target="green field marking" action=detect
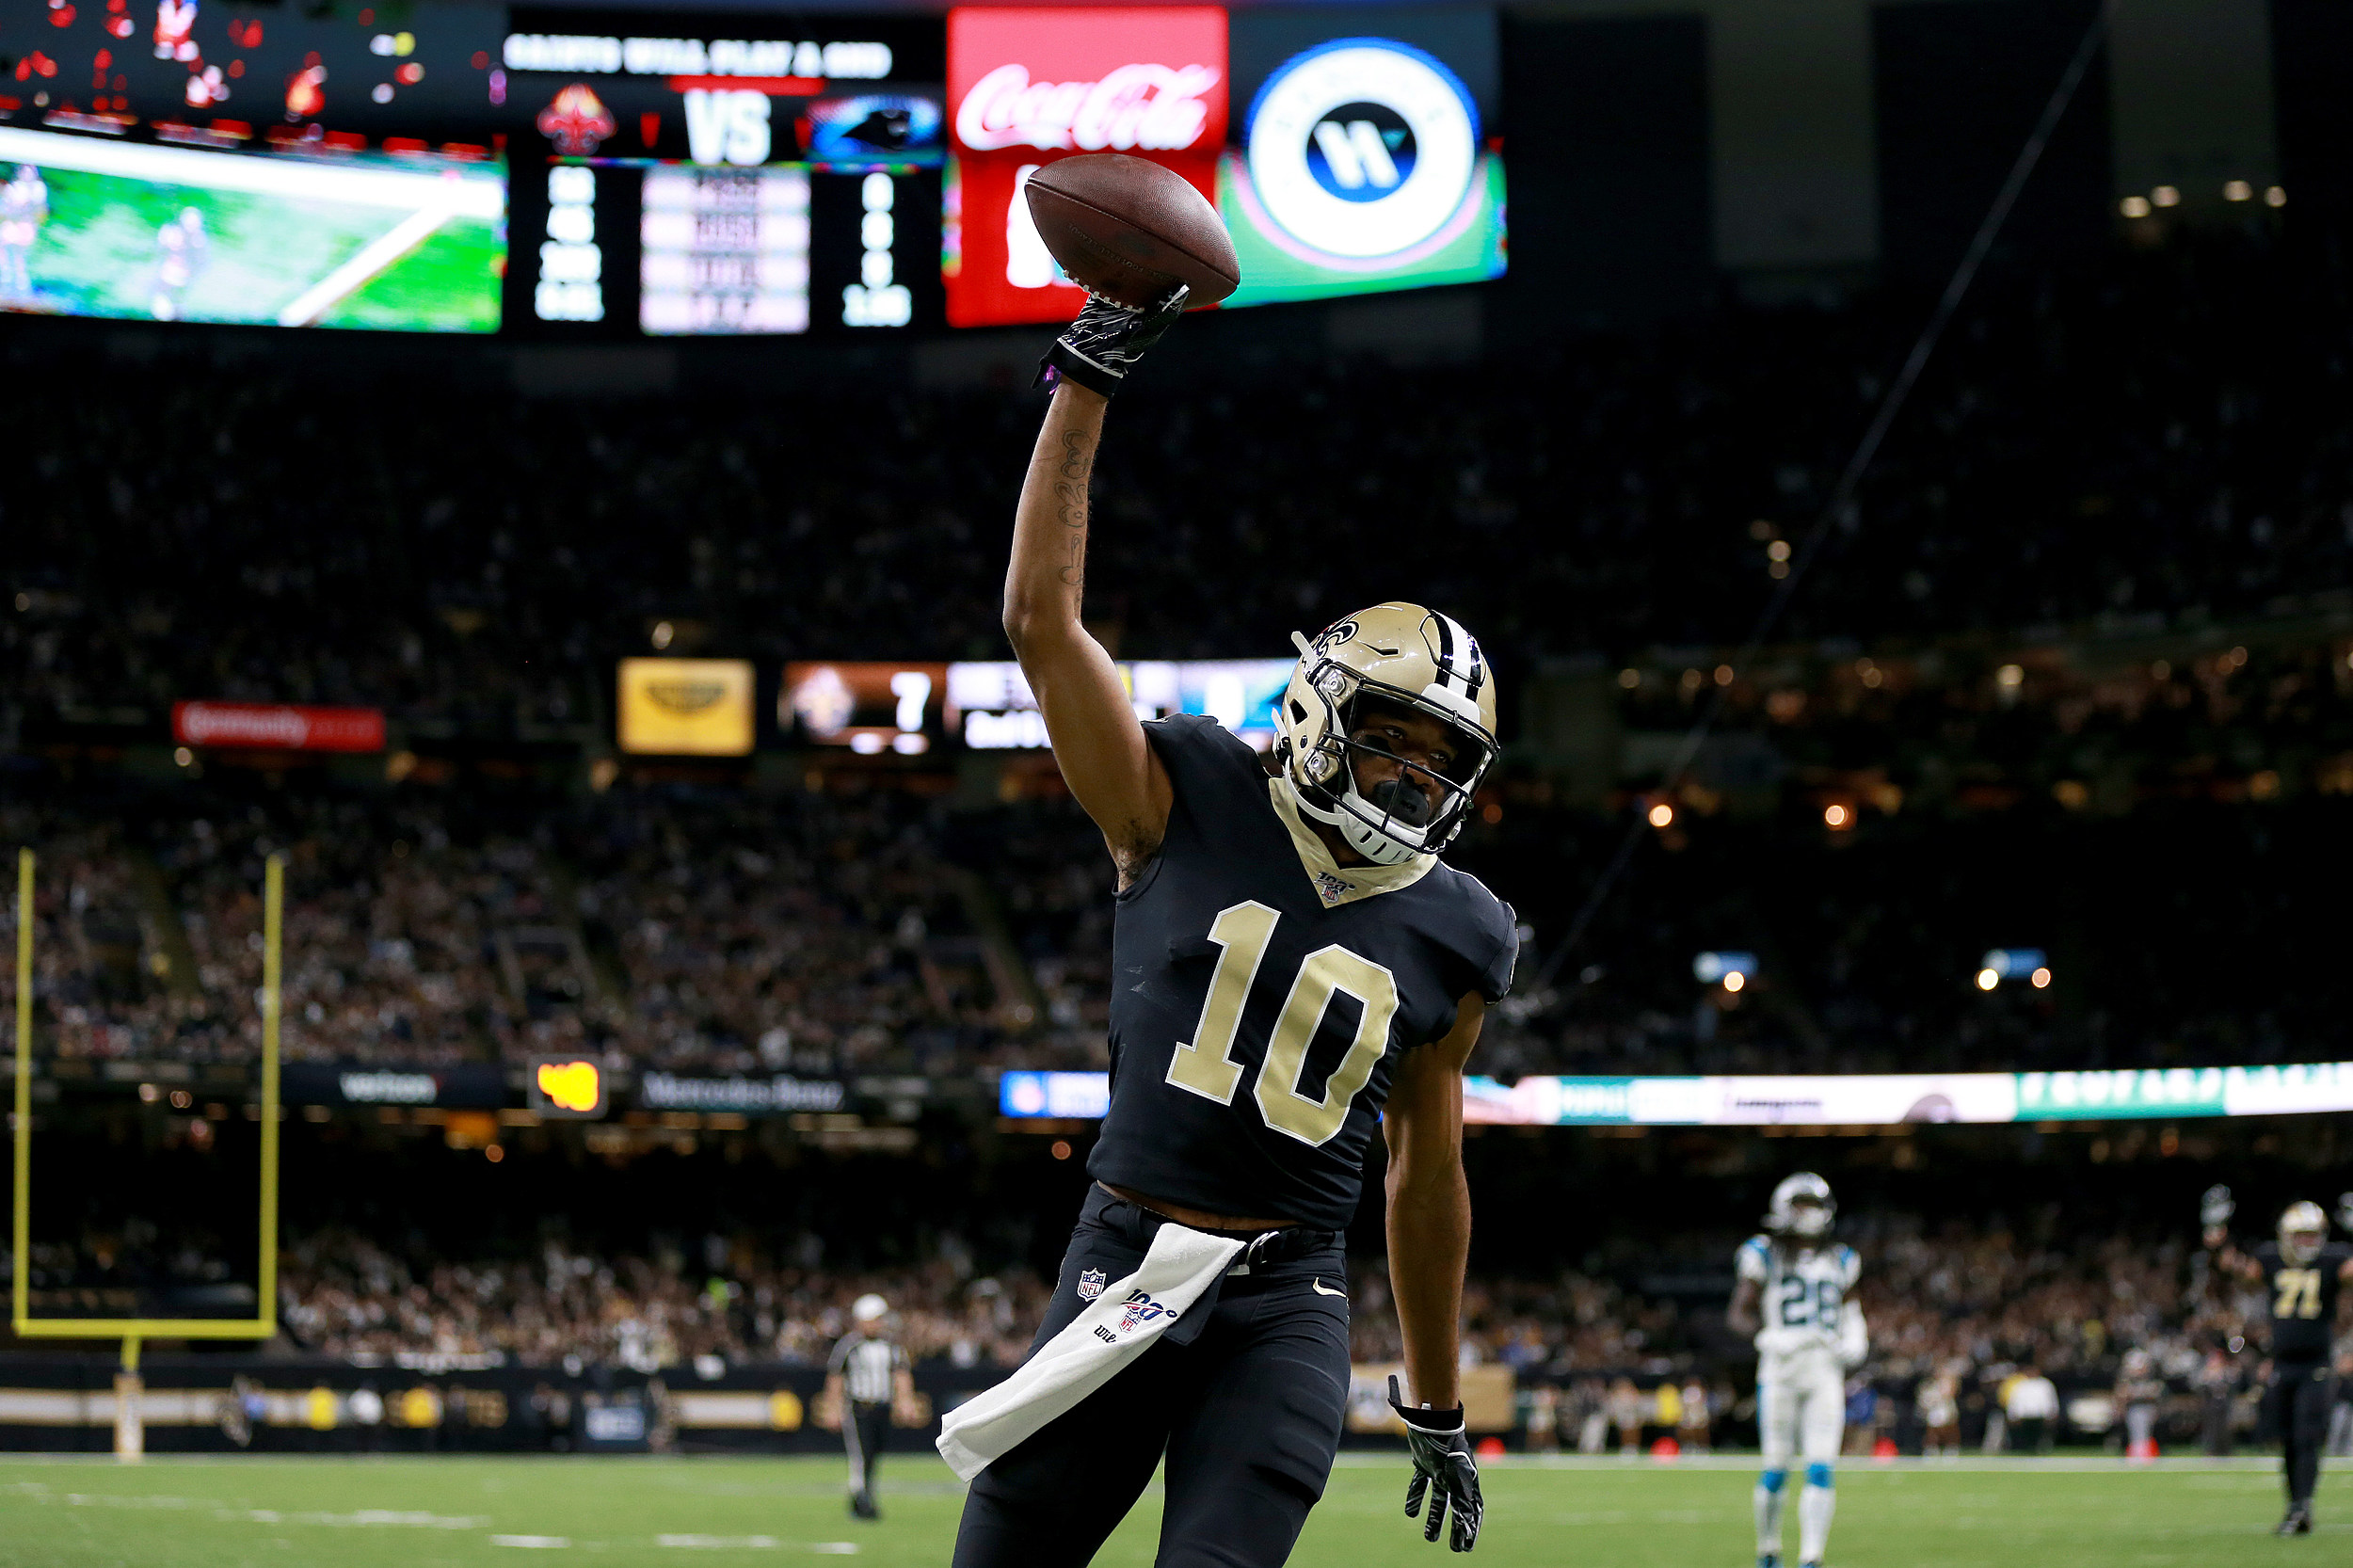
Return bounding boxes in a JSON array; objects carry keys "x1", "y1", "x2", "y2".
[
  {"x1": 318, "y1": 217, "x2": 505, "y2": 334},
  {"x1": 0, "y1": 1456, "x2": 2344, "y2": 1568}
]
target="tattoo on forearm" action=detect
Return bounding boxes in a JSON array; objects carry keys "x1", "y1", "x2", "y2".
[
  {"x1": 1054, "y1": 428, "x2": 1092, "y2": 586},
  {"x1": 1054, "y1": 432, "x2": 1091, "y2": 527}
]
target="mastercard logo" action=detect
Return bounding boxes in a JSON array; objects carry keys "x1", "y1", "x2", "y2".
[{"x1": 536, "y1": 1059, "x2": 603, "y2": 1114}]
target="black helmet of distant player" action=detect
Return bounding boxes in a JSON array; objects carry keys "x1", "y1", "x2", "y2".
[
  {"x1": 2278, "y1": 1200, "x2": 2328, "y2": 1267},
  {"x1": 1765, "y1": 1172, "x2": 1835, "y2": 1240},
  {"x1": 1275, "y1": 603, "x2": 1499, "y2": 866}
]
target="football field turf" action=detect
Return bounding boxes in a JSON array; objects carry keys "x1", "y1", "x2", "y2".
[{"x1": 3, "y1": 1453, "x2": 2344, "y2": 1566}]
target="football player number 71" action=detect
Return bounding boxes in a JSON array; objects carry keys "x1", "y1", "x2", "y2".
[
  {"x1": 1166, "y1": 902, "x2": 1401, "y2": 1148},
  {"x1": 2274, "y1": 1269, "x2": 2323, "y2": 1320}
]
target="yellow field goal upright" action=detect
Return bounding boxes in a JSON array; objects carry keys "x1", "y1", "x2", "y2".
[{"x1": 10, "y1": 847, "x2": 285, "y2": 1451}]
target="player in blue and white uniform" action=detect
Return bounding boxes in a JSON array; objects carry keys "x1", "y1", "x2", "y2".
[{"x1": 1729, "y1": 1173, "x2": 1867, "y2": 1568}]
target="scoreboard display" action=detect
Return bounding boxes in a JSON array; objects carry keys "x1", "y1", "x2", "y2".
[
  {"x1": 499, "y1": 7, "x2": 945, "y2": 337},
  {"x1": 0, "y1": 0, "x2": 1503, "y2": 338}
]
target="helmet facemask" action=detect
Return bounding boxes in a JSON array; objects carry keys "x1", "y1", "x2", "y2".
[
  {"x1": 1285, "y1": 661, "x2": 1496, "y2": 866},
  {"x1": 2280, "y1": 1202, "x2": 2328, "y2": 1266},
  {"x1": 1766, "y1": 1173, "x2": 1836, "y2": 1240},
  {"x1": 1789, "y1": 1202, "x2": 1832, "y2": 1239}
]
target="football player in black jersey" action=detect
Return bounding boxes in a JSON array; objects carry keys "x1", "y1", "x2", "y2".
[
  {"x1": 2204, "y1": 1191, "x2": 2353, "y2": 1535},
  {"x1": 949, "y1": 295, "x2": 1516, "y2": 1566}
]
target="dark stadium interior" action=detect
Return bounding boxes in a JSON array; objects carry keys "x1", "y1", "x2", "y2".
[{"x1": 6, "y1": 0, "x2": 2353, "y2": 1505}]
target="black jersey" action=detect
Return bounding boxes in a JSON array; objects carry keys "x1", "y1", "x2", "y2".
[
  {"x1": 1088, "y1": 714, "x2": 1517, "y2": 1230},
  {"x1": 2254, "y1": 1241, "x2": 2352, "y2": 1363}
]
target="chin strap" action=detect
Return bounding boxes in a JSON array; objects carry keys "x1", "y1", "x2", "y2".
[{"x1": 1338, "y1": 814, "x2": 1421, "y2": 867}]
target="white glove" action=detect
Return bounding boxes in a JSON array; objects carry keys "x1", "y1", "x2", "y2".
[{"x1": 1837, "y1": 1302, "x2": 1868, "y2": 1369}]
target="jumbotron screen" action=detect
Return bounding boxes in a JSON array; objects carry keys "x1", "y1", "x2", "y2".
[
  {"x1": 2, "y1": 1, "x2": 1501, "y2": 335},
  {"x1": 501, "y1": 8, "x2": 947, "y2": 337},
  {"x1": 0, "y1": 126, "x2": 504, "y2": 330},
  {"x1": 942, "y1": 4, "x2": 1503, "y2": 326}
]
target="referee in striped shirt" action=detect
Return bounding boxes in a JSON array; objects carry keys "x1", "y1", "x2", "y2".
[{"x1": 824, "y1": 1294, "x2": 913, "y2": 1521}]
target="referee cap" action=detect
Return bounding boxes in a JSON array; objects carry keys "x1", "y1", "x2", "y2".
[{"x1": 852, "y1": 1293, "x2": 888, "y2": 1323}]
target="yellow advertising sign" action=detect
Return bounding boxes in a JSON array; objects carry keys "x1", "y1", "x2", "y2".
[
  {"x1": 617, "y1": 658, "x2": 755, "y2": 756},
  {"x1": 529, "y1": 1056, "x2": 608, "y2": 1119}
]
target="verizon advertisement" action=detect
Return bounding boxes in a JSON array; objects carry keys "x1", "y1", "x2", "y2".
[
  {"x1": 172, "y1": 702, "x2": 387, "y2": 753},
  {"x1": 944, "y1": 7, "x2": 1226, "y2": 327}
]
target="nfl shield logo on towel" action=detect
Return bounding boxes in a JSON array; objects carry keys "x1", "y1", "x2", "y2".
[{"x1": 1077, "y1": 1269, "x2": 1106, "y2": 1301}]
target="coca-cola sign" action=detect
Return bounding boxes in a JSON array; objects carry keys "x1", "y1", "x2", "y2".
[
  {"x1": 947, "y1": 7, "x2": 1227, "y2": 155},
  {"x1": 945, "y1": 6, "x2": 1227, "y2": 328},
  {"x1": 172, "y1": 701, "x2": 387, "y2": 753},
  {"x1": 955, "y1": 61, "x2": 1221, "y2": 153}
]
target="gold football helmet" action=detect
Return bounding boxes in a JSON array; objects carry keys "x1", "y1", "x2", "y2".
[
  {"x1": 2279, "y1": 1200, "x2": 2328, "y2": 1265},
  {"x1": 1274, "y1": 603, "x2": 1498, "y2": 865}
]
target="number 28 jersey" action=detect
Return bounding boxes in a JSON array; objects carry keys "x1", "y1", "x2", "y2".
[
  {"x1": 1090, "y1": 715, "x2": 1518, "y2": 1231},
  {"x1": 1737, "y1": 1235, "x2": 1861, "y2": 1358}
]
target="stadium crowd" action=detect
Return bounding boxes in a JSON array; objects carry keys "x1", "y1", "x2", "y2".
[
  {"x1": 6, "y1": 749, "x2": 2347, "y2": 1080},
  {"x1": 25, "y1": 1213, "x2": 2339, "y2": 1454},
  {"x1": 3, "y1": 230, "x2": 2350, "y2": 1081},
  {"x1": 5, "y1": 232, "x2": 2350, "y2": 736}
]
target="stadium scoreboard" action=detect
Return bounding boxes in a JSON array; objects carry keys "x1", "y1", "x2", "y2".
[{"x1": 0, "y1": 1, "x2": 1505, "y2": 337}]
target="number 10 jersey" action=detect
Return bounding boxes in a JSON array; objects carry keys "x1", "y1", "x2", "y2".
[{"x1": 1089, "y1": 715, "x2": 1518, "y2": 1230}]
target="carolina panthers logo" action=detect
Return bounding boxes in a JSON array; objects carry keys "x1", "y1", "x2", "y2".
[
  {"x1": 1076, "y1": 1269, "x2": 1107, "y2": 1302},
  {"x1": 1313, "y1": 618, "x2": 1359, "y2": 654}
]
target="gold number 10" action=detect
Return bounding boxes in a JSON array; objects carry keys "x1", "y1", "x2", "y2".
[{"x1": 1163, "y1": 901, "x2": 1401, "y2": 1147}]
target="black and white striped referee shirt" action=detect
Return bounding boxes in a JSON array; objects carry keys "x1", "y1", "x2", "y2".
[{"x1": 828, "y1": 1332, "x2": 906, "y2": 1405}]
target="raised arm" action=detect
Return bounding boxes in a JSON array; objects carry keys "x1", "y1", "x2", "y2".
[
  {"x1": 1001, "y1": 386, "x2": 1172, "y2": 886},
  {"x1": 2203, "y1": 1225, "x2": 2263, "y2": 1282}
]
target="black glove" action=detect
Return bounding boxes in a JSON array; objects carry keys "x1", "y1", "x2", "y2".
[
  {"x1": 1389, "y1": 1374, "x2": 1481, "y2": 1552},
  {"x1": 1036, "y1": 285, "x2": 1190, "y2": 397},
  {"x1": 2200, "y1": 1184, "x2": 2234, "y2": 1229}
]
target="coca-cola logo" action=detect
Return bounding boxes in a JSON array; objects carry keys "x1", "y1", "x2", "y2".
[{"x1": 954, "y1": 61, "x2": 1220, "y2": 153}]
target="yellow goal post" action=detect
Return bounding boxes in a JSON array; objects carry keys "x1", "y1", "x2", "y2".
[{"x1": 10, "y1": 847, "x2": 283, "y2": 1364}]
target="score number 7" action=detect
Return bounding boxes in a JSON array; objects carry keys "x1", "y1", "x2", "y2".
[{"x1": 1164, "y1": 901, "x2": 1401, "y2": 1147}]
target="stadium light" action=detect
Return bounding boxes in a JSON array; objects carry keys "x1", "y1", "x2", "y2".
[
  {"x1": 1693, "y1": 952, "x2": 1756, "y2": 988},
  {"x1": 1977, "y1": 949, "x2": 2048, "y2": 989},
  {"x1": 1647, "y1": 801, "x2": 1673, "y2": 828}
]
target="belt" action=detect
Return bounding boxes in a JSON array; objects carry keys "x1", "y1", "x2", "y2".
[{"x1": 1093, "y1": 1186, "x2": 1341, "y2": 1269}]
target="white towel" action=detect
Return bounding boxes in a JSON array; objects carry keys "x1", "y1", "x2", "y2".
[{"x1": 936, "y1": 1223, "x2": 1246, "y2": 1481}]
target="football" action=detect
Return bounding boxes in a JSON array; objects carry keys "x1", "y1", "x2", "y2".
[{"x1": 1023, "y1": 153, "x2": 1241, "y2": 310}]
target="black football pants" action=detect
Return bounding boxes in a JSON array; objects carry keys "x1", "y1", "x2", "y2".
[
  {"x1": 951, "y1": 1189, "x2": 1353, "y2": 1568},
  {"x1": 2267, "y1": 1361, "x2": 2334, "y2": 1509},
  {"x1": 844, "y1": 1399, "x2": 889, "y2": 1502}
]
